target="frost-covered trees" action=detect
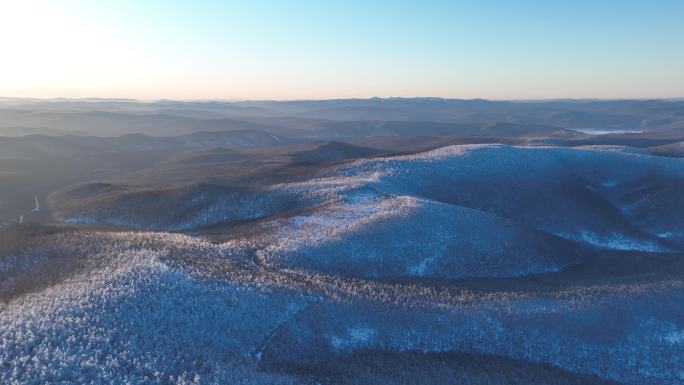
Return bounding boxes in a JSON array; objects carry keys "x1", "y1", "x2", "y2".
[{"x1": 2, "y1": 228, "x2": 684, "y2": 384}]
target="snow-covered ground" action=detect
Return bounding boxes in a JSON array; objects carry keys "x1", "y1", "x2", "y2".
[
  {"x1": 6, "y1": 144, "x2": 684, "y2": 384},
  {"x1": 59, "y1": 144, "x2": 684, "y2": 250},
  {"x1": 259, "y1": 193, "x2": 580, "y2": 279},
  {"x1": 3, "y1": 229, "x2": 683, "y2": 384}
]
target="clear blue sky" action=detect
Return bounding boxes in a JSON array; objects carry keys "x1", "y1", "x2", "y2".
[{"x1": 1, "y1": 0, "x2": 682, "y2": 99}]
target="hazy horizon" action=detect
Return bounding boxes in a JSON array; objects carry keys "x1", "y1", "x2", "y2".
[{"x1": 2, "y1": 96, "x2": 684, "y2": 103}]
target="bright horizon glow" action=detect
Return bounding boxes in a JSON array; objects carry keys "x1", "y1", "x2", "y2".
[{"x1": 0, "y1": 0, "x2": 683, "y2": 100}]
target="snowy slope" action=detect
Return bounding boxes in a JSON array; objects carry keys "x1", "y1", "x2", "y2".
[
  {"x1": 53, "y1": 145, "x2": 684, "y2": 256},
  {"x1": 324, "y1": 144, "x2": 683, "y2": 250},
  {"x1": 0, "y1": 231, "x2": 309, "y2": 384},
  {"x1": 48, "y1": 144, "x2": 684, "y2": 283},
  {"x1": 3, "y1": 228, "x2": 684, "y2": 384},
  {"x1": 259, "y1": 192, "x2": 583, "y2": 279}
]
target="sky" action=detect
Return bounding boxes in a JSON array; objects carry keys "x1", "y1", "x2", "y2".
[{"x1": 0, "y1": 0, "x2": 682, "y2": 100}]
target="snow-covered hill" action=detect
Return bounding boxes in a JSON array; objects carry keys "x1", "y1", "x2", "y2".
[
  {"x1": 259, "y1": 193, "x2": 584, "y2": 279},
  {"x1": 54, "y1": 144, "x2": 684, "y2": 251},
  {"x1": 320, "y1": 144, "x2": 683, "y2": 250},
  {"x1": 2, "y1": 228, "x2": 683, "y2": 384},
  {"x1": 8, "y1": 144, "x2": 684, "y2": 384}
]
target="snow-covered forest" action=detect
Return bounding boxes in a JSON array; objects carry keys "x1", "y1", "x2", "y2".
[{"x1": 3, "y1": 144, "x2": 684, "y2": 384}]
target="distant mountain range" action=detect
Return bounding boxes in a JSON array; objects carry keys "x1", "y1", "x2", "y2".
[{"x1": 1, "y1": 98, "x2": 683, "y2": 137}]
